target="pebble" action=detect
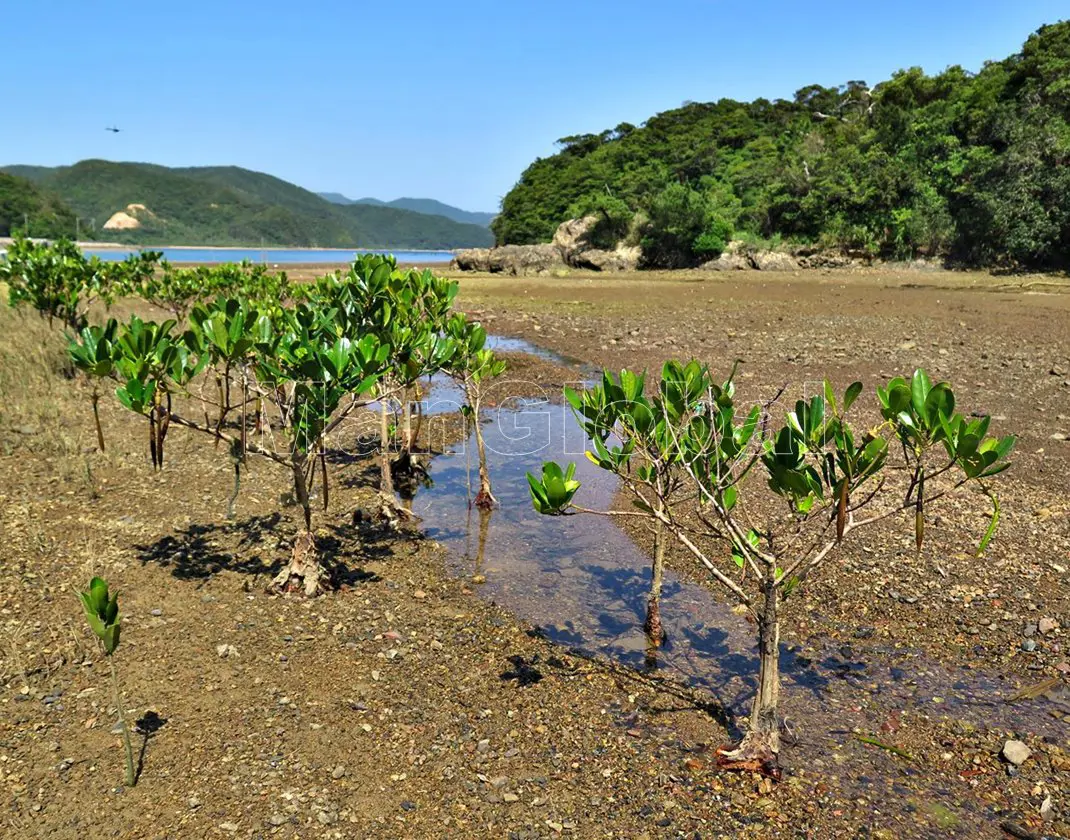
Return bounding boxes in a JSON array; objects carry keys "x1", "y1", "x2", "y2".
[
  {"x1": 1024, "y1": 624, "x2": 1038, "y2": 638},
  {"x1": 1002, "y1": 739, "x2": 1032, "y2": 766},
  {"x1": 150, "y1": 609, "x2": 163, "y2": 617},
  {"x1": 1040, "y1": 617, "x2": 1058, "y2": 635},
  {"x1": 1022, "y1": 639, "x2": 1037, "y2": 652},
  {"x1": 331, "y1": 765, "x2": 346, "y2": 779}
]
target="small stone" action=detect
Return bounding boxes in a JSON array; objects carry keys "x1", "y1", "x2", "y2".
[
  {"x1": 219, "y1": 822, "x2": 239, "y2": 832},
  {"x1": 1024, "y1": 624, "x2": 1038, "y2": 638},
  {"x1": 1022, "y1": 639, "x2": 1037, "y2": 652},
  {"x1": 400, "y1": 801, "x2": 416, "y2": 812},
  {"x1": 150, "y1": 609, "x2": 163, "y2": 617},
  {"x1": 502, "y1": 792, "x2": 519, "y2": 803},
  {"x1": 1040, "y1": 617, "x2": 1059, "y2": 635},
  {"x1": 188, "y1": 796, "x2": 201, "y2": 809},
  {"x1": 331, "y1": 765, "x2": 346, "y2": 779},
  {"x1": 413, "y1": 590, "x2": 427, "y2": 600},
  {"x1": 1002, "y1": 739, "x2": 1032, "y2": 766}
]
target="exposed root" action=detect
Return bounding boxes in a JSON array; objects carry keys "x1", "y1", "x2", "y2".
[
  {"x1": 269, "y1": 531, "x2": 332, "y2": 597},
  {"x1": 643, "y1": 598, "x2": 665, "y2": 647},
  {"x1": 391, "y1": 451, "x2": 431, "y2": 499},
  {"x1": 474, "y1": 486, "x2": 498, "y2": 510},
  {"x1": 715, "y1": 732, "x2": 782, "y2": 780},
  {"x1": 375, "y1": 491, "x2": 415, "y2": 531}
]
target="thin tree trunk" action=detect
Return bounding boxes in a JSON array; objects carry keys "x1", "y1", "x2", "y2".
[
  {"x1": 402, "y1": 386, "x2": 413, "y2": 455},
  {"x1": 718, "y1": 580, "x2": 781, "y2": 777},
  {"x1": 108, "y1": 657, "x2": 136, "y2": 787},
  {"x1": 270, "y1": 455, "x2": 328, "y2": 596},
  {"x1": 472, "y1": 393, "x2": 497, "y2": 509},
  {"x1": 91, "y1": 390, "x2": 106, "y2": 452},
  {"x1": 644, "y1": 517, "x2": 667, "y2": 645},
  {"x1": 379, "y1": 399, "x2": 395, "y2": 496}
]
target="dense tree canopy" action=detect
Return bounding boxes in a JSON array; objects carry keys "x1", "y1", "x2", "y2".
[
  {"x1": 493, "y1": 22, "x2": 1070, "y2": 269},
  {"x1": 0, "y1": 173, "x2": 81, "y2": 239}
]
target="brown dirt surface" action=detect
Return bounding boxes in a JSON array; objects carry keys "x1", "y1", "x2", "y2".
[{"x1": 1, "y1": 266, "x2": 1069, "y2": 838}]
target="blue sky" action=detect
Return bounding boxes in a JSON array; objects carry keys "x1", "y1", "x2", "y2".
[{"x1": 2, "y1": 1, "x2": 1066, "y2": 212}]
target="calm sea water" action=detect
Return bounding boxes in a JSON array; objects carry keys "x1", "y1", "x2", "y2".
[{"x1": 81, "y1": 247, "x2": 455, "y2": 264}]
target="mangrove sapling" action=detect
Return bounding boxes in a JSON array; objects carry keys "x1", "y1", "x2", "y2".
[
  {"x1": 1, "y1": 236, "x2": 158, "y2": 331},
  {"x1": 307, "y1": 257, "x2": 458, "y2": 521},
  {"x1": 67, "y1": 319, "x2": 120, "y2": 451},
  {"x1": 528, "y1": 363, "x2": 1015, "y2": 776},
  {"x1": 73, "y1": 294, "x2": 390, "y2": 594},
  {"x1": 444, "y1": 313, "x2": 507, "y2": 509},
  {"x1": 77, "y1": 577, "x2": 135, "y2": 787}
]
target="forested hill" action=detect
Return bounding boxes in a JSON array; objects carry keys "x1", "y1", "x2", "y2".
[
  {"x1": 493, "y1": 21, "x2": 1070, "y2": 269},
  {"x1": 0, "y1": 173, "x2": 79, "y2": 239},
  {"x1": 0, "y1": 161, "x2": 494, "y2": 249}
]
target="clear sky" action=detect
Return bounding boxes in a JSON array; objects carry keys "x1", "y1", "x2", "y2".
[{"x1": 2, "y1": 1, "x2": 1066, "y2": 212}]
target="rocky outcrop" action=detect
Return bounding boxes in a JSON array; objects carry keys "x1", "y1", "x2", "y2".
[
  {"x1": 102, "y1": 203, "x2": 156, "y2": 231},
  {"x1": 454, "y1": 216, "x2": 631, "y2": 275},
  {"x1": 102, "y1": 211, "x2": 140, "y2": 231},
  {"x1": 552, "y1": 215, "x2": 599, "y2": 261},
  {"x1": 452, "y1": 244, "x2": 564, "y2": 276}
]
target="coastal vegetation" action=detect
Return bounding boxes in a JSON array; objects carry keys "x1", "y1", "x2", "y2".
[{"x1": 493, "y1": 21, "x2": 1070, "y2": 270}]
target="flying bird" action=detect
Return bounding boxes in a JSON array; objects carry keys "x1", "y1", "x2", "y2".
[{"x1": 105, "y1": 126, "x2": 121, "y2": 133}]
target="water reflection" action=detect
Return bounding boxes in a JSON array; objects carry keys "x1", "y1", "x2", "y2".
[{"x1": 403, "y1": 333, "x2": 1063, "y2": 831}]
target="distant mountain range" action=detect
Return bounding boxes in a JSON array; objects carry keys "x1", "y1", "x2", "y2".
[
  {"x1": 0, "y1": 160, "x2": 494, "y2": 249},
  {"x1": 319, "y1": 193, "x2": 496, "y2": 228}
]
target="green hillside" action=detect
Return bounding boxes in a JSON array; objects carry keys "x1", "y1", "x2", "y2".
[
  {"x1": 3, "y1": 161, "x2": 494, "y2": 249},
  {"x1": 321, "y1": 192, "x2": 497, "y2": 227},
  {"x1": 0, "y1": 172, "x2": 80, "y2": 239},
  {"x1": 494, "y1": 21, "x2": 1070, "y2": 269}
]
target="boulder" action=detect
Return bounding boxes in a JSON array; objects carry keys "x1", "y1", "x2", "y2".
[
  {"x1": 452, "y1": 249, "x2": 492, "y2": 272},
  {"x1": 552, "y1": 215, "x2": 599, "y2": 260},
  {"x1": 573, "y1": 246, "x2": 640, "y2": 272},
  {"x1": 751, "y1": 251, "x2": 799, "y2": 272},
  {"x1": 700, "y1": 253, "x2": 749, "y2": 271}
]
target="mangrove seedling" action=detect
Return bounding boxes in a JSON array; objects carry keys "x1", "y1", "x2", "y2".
[
  {"x1": 445, "y1": 313, "x2": 507, "y2": 508},
  {"x1": 67, "y1": 318, "x2": 119, "y2": 451},
  {"x1": 528, "y1": 363, "x2": 1015, "y2": 776},
  {"x1": 78, "y1": 577, "x2": 135, "y2": 787}
]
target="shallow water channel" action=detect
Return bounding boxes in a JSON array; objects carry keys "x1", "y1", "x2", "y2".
[{"x1": 404, "y1": 334, "x2": 1063, "y2": 828}]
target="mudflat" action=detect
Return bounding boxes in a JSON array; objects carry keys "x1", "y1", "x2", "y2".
[{"x1": 2, "y1": 266, "x2": 1069, "y2": 838}]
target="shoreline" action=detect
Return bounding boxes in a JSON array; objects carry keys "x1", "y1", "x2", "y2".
[{"x1": 75, "y1": 241, "x2": 459, "y2": 254}]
